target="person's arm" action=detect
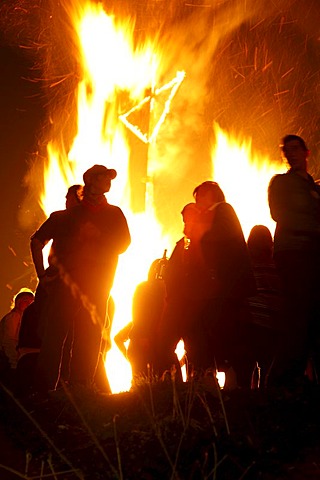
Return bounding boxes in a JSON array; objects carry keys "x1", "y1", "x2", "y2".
[
  {"x1": 114, "y1": 323, "x2": 132, "y2": 358},
  {"x1": 116, "y1": 208, "x2": 131, "y2": 254},
  {"x1": 269, "y1": 175, "x2": 310, "y2": 231},
  {"x1": 268, "y1": 175, "x2": 286, "y2": 223},
  {"x1": 1, "y1": 311, "x2": 20, "y2": 368},
  {"x1": 30, "y1": 212, "x2": 60, "y2": 282},
  {"x1": 30, "y1": 237, "x2": 47, "y2": 279}
]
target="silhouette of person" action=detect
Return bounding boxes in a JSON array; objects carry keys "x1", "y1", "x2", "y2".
[
  {"x1": 31, "y1": 184, "x2": 84, "y2": 284},
  {"x1": 15, "y1": 284, "x2": 47, "y2": 397},
  {"x1": 65, "y1": 184, "x2": 83, "y2": 209},
  {"x1": 22, "y1": 184, "x2": 83, "y2": 395},
  {"x1": 30, "y1": 165, "x2": 131, "y2": 396},
  {"x1": 194, "y1": 181, "x2": 256, "y2": 387},
  {"x1": 60, "y1": 184, "x2": 83, "y2": 381},
  {"x1": 114, "y1": 256, "x2": 167, "y2": 381},
  {"x1": 156, "y1": 202, "x2": 216, "y2": 380},
  {"x1": 268, "y1": 134, "x2": 320, "y2": 388},
  {"x1": 0, "y1": 289, "x2": 34, "y2": 388},
  {"x1": 245, "y1": 225, "x2": 284, "y2": 388}
]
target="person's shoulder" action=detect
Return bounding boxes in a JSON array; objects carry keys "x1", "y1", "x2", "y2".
[
  {"x1": 108, "y1": 204, "x2": 122, "y2": 210},
  {"x1": 0, "y1": 312, "x2": 10, "y2": 323},
  {"x1": 43, "y1": 209, "x2": 69, "y2": 224},
  {"x1": 106, "y1": 203, "x2": 126, "y2": 214},
  {"x1": 270, "y1": 172, "x2": 286, "y2": 182},
  {"x1": 34, "y1": 209, "x2": 63, "y2": 227},
  {"x1": 268, "y1": 172, "x2": 288, "y2": 188},
  {"x1": 172, "y1": 237, "x2": 184, "y2": 249},
  {"x1": 64, "y1": 203, "x2": 84, "y2": 219},
  {"x1": 309, "y1": 174, "x2": 320, "y2": 186},
  {"x1": 216, "y1": 201, "x2": 237, "y2": 217},
  {"x1": 218, "y1": 201, "x2": 232, "y2": 211},
  {"x1": 134, "y1": 280, "x2": 149, "y2": 293},
  {"x1": 88, "y1": 202, "x2": 124, "y2": 214},
  {"x1": 49, "y1": 209, "x2": 65, "y2": 217},
  {"x1": 1, "y1": 309, "x2": 18, "y2": 322},
  {"x1": 106, "y1": 205, "x2": 130, "y2": 224}
]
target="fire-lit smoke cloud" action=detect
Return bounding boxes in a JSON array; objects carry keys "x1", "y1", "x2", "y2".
[{"x1": 1, "y1": 0, "x2": 319, "y2": 231}]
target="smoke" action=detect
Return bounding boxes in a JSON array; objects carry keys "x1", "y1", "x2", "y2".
[
  {"x1": 2, "y1": 0, "x2": 320, "y2": 232},
  {"x1": 138, "y1": 0, "x2": 320, "y2": 229}
]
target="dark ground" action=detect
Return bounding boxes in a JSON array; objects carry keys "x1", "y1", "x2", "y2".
[{"x1": 1, "y1": 377, "x2": 320, "y2": 480}]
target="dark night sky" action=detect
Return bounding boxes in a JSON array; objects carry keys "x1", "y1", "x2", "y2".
[
  {"x1": 1, "y1": 0, "x2": 320, "y2": 318},
  {"x1": 0, "y1": 44, "x2": 45, "y2": 317}
]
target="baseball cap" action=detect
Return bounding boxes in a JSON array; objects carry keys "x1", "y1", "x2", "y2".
[{"x1": 83, "y1": 165, "x2": 117, "y2": 185}]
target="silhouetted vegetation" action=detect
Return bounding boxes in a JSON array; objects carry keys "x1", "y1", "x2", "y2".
[{"x1": 1, "y1": 376, "x2": 320, "y2": 479}]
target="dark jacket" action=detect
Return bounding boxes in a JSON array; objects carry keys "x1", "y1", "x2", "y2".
[{"x1": 201, "y1": 202, "x2": 256, "y2": 299}]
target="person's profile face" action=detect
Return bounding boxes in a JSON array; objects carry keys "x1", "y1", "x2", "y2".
[
  {"x1": 195, "y1": 187, "x2": 216, "y2": 210},
  {"x1": 183, "y1": 217, "x2": 197, "y2": 237},
  {"x1": 17, "y1": 296, "x2": 34, "y2": 312},
  {"x1": 66, "y1": 190, "x2": 81, "y2": 209},
  {"x1": 90, "y1": 173, "x2": 112, "y2": 194},
  {"x1": 282, "y1": 140, "x2": 308, "y2": 171}
]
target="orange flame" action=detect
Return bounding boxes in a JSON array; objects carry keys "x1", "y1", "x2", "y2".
[
  {"x1": 211, "y1": 123, "x2": 285, "y2": 239},
  {"x1": 42, "y1": 1, "x2": 179, "y2": 394},
  {"x1": 175, "y1": 339, "x2": 187, "y2": 382}
]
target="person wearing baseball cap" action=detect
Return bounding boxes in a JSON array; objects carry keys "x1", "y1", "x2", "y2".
[
  {"x1": 83, "y1": 164, "x2": 117, "y2": 183},
  {"x1": 30, "y1": 163, "x2": 130, "y2": 397},
  {"x1": 82, "y1": 165, "x2": 117, "y2": 205}
]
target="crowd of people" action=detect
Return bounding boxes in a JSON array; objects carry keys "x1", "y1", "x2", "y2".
[{"x1": 1, "y1": 134, "x2": 320, "y2": 400}]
